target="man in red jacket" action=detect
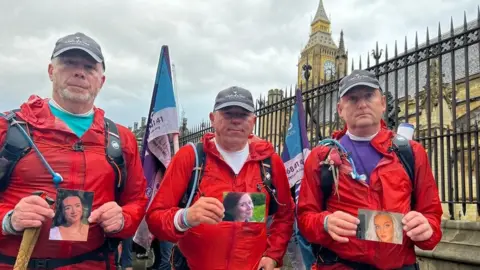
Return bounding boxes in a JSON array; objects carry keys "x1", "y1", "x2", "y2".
[
  {"x1": 146, "y1": 86, "x2": 295, "y2": 270},
  {"x1": 0, "y1": 32, "x2": 148, "y2": 269},
  {"x1": 297, "y1": 70, "x2": 442, "y2": 269}
]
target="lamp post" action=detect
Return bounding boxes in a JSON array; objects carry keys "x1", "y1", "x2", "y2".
[{"x1": 302, "y1": 63, "x2": 312, "y2": 90}]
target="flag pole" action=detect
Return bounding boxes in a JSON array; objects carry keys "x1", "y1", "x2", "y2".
[{"x1": 173, "y1": 133, "x2": 180, "y2": 154}]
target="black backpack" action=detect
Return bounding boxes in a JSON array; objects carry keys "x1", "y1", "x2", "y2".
[
  {"x1": 310, "y1": 134, "x2": 416, "y2": 264},
  {"x1": 0, "y1": 109, "x2": 127, "y2": 200},
  {"x1": 318, "y1": 134, "x2": 416, "y2": 212},
  {"x1": 177, "y1": 142, "x2": 281, "y2": 216}
]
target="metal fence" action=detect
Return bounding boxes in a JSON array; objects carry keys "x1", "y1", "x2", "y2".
[{"x1": 179, "y1": 9, "x2": 480, "y2": 220}]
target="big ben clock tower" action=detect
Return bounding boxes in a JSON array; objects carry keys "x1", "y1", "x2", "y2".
[{"x1": 297, "y1": 0, "x2": 348, "y2": 90}]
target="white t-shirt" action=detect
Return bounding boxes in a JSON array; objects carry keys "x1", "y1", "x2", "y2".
[
  {"x1": 346, "y1": 130, "x2": 378, "y2": 141},
  {"x1": 215, "y1": 140, "x2": 249, "y2": 175}
]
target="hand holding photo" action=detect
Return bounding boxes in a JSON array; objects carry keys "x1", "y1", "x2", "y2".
[
  {"x1": 222, "y1": 192, "x2": 266, "y2": 223},
  {"x1": 49, "y1": 189, "x2": 94, "y2": 242},
  {"x1": 357, "y1": 209, "x2": 404, "y2": 245}
]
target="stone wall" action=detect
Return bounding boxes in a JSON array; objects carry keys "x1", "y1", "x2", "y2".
[{"x1": 416, "y1": 220, "x2": 480, "y2": 270}]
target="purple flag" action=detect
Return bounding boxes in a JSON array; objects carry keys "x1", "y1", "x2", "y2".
[
  {"x1": 281, "y1": 88, "x2": 311, "y2": 269},
  {"x1": 134, "y1": 45, "x2": 179, "y2": 250}
]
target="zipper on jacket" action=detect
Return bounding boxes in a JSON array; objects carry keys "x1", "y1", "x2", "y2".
[
  {"x1": 213, "y1": 152, "x2": 241, "y2": 187},
  {"x1": 215, "y1": 152, "x2": 251, "y2": 191},
  {"x1": 72, "y1": 140, "x2": 84, "y2": 152},
  {"x1": 72, "y1": 139, "x2": 87, "y2": 190},
  {"x1": 233, "y1": 173, "x2": 237, "y2": 188}
]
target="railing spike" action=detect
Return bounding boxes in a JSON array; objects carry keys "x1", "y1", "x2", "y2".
[{"x1": 438, "y1": 22, "x2": 442, "y2": 40}]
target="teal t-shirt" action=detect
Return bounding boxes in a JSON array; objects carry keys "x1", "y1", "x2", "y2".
[{"x1": 48, "y1": 101, "x2": 94, "y2": 138}]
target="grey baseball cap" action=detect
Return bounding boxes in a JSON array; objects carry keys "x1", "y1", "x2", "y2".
[
  {"x1": 338, "y1": 69, "x2": 381, "y2": 97},
  {"x1": 51, "y1": 32, "x2": 105, "y2": 70},
  {"x1": 213, "y1": 86, "x2": 255, "y2": 112}
]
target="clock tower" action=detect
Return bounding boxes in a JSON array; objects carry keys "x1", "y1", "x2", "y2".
[{"x1": 297, "y1": 0, "x2": 348, "y2": 90}]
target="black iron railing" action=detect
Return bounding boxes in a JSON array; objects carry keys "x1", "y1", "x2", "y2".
[{"x1": 180, "y1": 9, "x2": 480, "y2": 220}]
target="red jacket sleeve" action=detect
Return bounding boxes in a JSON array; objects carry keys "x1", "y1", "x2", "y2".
[
  {"x1": 410, "y1": 141, "x2": 443, "y2": 250},
  {"x1": 109, "y1": 126, "x2": 148, "y2": 239},
  {"x1": 264, "y1": 153, "x2": 295, "y2": 267},
  {"x1": 145, "y1": 144, "x2": 196, "y2": 242},
  {"x1": 297, "y1": 146, "x2": 334, "y2": 247},
  {"x1": 0, "y1": 117, "x2": 15, "y2": 238}
]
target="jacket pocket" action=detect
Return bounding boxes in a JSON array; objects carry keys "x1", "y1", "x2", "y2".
[{"x1": 377, "y1": 166, "x2": 412, "y2": 211}]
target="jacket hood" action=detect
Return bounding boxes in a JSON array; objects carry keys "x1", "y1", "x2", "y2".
[
  {"x1": 16, "y1": 95, "x2": 106, "y2": 132},
  {"x1": 202, "y1": 132, "x2": 275, "y2": 161},
  {"x1": 331, "y1": 119, "x2": 388, "y2": 138},
  {"x1": 331, "y1": 119, "x2": 395, "y2": 151}
]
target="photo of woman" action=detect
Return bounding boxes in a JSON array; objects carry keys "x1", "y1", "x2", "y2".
[
  {"x1": 222, "y1": 192, "x2": 266, "y2": 223},
  {"x1": 362, "y1": 210, "x2": 403, "y2": 245},
  {"x1": 49, "y1": 189, "x2": 94, "y2": 242}
]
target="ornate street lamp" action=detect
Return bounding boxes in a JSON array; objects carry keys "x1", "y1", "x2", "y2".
[{"x1": 302, "y1": 63, "x2": 312, "y2": 89}]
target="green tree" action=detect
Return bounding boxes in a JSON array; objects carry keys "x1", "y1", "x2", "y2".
[{"x1": 250, "y1": 193, "x2": 266, "y2": 206}]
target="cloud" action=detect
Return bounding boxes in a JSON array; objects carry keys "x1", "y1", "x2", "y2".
[{"x1": 0, "y1": 0, "x2": 478, "y2": 129}]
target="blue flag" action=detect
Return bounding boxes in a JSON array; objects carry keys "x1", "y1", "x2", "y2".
[
  {"x1": 134, "y1": 45, "x2": 179, "y2": 249},
  {"x1": 281, "y1": 88, "x2": 310, "y2": 190},
  {"x1": 281, "y1": 89, "x2": 315, "y2": 270}
]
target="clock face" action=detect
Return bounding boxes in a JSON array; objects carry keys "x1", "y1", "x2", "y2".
[{"x1": 324, "y1": 61, "x2": 336, "y2": 80}]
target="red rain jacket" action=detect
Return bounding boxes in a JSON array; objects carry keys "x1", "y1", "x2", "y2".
[
  {"x1": 297, "y1": 122, "x2": 442, "y2": 270},
  {"x1": 0, "y1": 96, "x2": 148, "y2": 269},
  {"x1": 146, "y1": 133, "x2": 295, "y2": 270}
]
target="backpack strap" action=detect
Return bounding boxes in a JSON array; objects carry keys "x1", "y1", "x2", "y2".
[
  {"x1": 260, "y1": 157, "x2": 279, "y2": 216},
  {"x1": 179, "y1": 142, "x2": 206, "y2": 208},
  {"x1": 97, "y1": 118, "x2": 127, "y2": 264},
  {"x1": 391, "y1": 134, "x2": 416, "y2": 209},
  {"x1": 0, "y1": 110, "x2": 32, "y2": 192},
  {"x1": 319, "y1": 147, "x2": 335, "y2": 211},
  {"x1": 104, "y1": 117, "x2": 127, "y2": 202},
  {"x1": 306, "y1": 146, "x2": 337, "y2": 264}
]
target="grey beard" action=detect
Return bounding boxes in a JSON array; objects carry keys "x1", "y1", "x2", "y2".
[{"x1": 58, "y1": 88, "x2": 96, "y2": 103}]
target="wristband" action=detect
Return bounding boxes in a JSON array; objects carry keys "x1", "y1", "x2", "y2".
[
  {"x1": 324, "y1": 215, "x2": 329, "y2": 232},
  {"x1": 178, "y1": 209, "x2": 188, "y2": 228},
  {"x1": 173, "y1": 209, "x2": 188, "y2": 232},
  {"x1": 182, "y1": 208, "x2": 191, "y2": 228},
  {"x1": 2, "y1": 210, "x2": 22, "y2": 236}
]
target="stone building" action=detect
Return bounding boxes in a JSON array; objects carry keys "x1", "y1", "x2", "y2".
[
  {"x1": 257, "y1": 8, "x2": 480, "y2": 221},
  {"x1": 260, "y1": 0, "x2": 348, "y2": 150},
  {"x1": 297, "y1": 0, "x2": 348, "y2": 88},
  {"x1": 128, "y1": 117, "x2": 147, "y2": 150}
]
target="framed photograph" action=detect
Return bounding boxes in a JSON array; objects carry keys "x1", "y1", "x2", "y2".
[
  {"x1": 222, "y1": 192, "x2": 266, "y2": 223},
  {"x1": 49, "y1": 188, "x2": 94, "y2": 242},
  {"x1": 357, "y1": 209, "x2": 404, "y2": 245}
]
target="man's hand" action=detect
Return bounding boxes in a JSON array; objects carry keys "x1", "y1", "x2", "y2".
[
  {"x1": 402, "y1": 211, "x2": 433, "y2": 242},
  {"x1": 88, "y1": 202, "x2": 124, "y2": 233},
  {"x1": 186, "y1": 197, "x2": 224, "y2": 227},
  {"x1": 257, "y1": 256, "x2": 276, "y2": 270},
  {"x1": 325, "y1": 211, "x2": 360, "y2": 243},
  {"x1": 11, "y1": 195, "x2": 55, "y2": 232}
]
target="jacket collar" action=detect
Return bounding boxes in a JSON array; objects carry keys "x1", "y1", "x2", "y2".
[
  {"x1": 16, "y1": 95, "x2": 106, "y2": 134},
  {"x1": 331, "y1": 120, "x2": 394, "y2": 154},
  {"x1": 202, "y1": 132, "x2": 274, "y2": 162}
]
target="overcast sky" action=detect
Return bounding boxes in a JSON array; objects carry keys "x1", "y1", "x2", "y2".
[{"x1": 0, "y1": 0, "x2": 478, "y2": 129}]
